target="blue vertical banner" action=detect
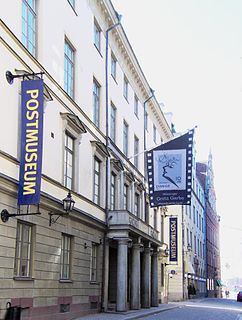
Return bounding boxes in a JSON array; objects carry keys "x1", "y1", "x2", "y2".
[
  {"x1": 18, "y1": 79, "x2": 44, "y2": 205},
  {"x1": 146, "y1": 130, "x2": 194, "y2": 207},
  {"x1": 169, "y1": 217, "x2": 178, "y2": 262}
]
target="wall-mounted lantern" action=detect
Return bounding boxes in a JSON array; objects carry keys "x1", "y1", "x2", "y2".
[{"x1": 49, "y1": 191, "x2": 75, "y2": 226}]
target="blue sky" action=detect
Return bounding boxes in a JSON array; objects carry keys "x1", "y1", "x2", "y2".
[{"x1": 112, "y1": 0, "x2": 242, "y2": 280}]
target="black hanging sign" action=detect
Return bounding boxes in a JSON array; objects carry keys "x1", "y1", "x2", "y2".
[{"x1": 147, "y1": 130, "x2": 194, "y2": 207}]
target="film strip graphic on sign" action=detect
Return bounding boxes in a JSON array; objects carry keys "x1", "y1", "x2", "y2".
[{"x1": 147, "y1": 129, "x2": 194, "y2": 208}]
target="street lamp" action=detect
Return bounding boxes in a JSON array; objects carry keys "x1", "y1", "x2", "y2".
[{"x1": 49, "y1": 191, "x2": 75, "y2": 226}]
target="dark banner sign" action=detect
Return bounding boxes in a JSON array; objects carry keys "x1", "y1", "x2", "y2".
[
  {"x1": 147, "y1": 130, "x2": 194, "y2": 207},
  {"x1": 18, "y1": 79, "x2": 44, "y2": 205},
  {"x1": 169, "y1": 217, "x2": 178, "y2": 262}
]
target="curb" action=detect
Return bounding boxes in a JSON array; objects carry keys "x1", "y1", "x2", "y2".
[{"x1": 118, "y1": 305, "x2": 179, "y2": 320}]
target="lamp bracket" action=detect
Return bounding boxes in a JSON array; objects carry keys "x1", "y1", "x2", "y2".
[
  {"x1": 1, "y1": 208, "x2": 41, "y2": 223},
  {"x1": 6, "y1": 70, "x2": 45, "y2": 84},
  {"x1": 48, "y1": 212, "x2": 67, "y2": 226}
]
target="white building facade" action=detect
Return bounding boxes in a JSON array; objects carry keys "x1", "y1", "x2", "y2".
[{"x1": 0, "y1": 0, "x2": 172, "y2": 319}]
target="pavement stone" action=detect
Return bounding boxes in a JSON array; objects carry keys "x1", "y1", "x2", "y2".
[{"x1": 73, "y1": 304, "x2": 179, "y2": 320}]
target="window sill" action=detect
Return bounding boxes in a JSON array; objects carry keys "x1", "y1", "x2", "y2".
[
  {"x1": 13, "y1": 276, "x2": 34, "y2": 281},
  {"x1": 59, "y1": 279, "x2": 73, "y2": 283},
  {"x1": 90, "y1": 281, "x2": 99, "y2": 285}
]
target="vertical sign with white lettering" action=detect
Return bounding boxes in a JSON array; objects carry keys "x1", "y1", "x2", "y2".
[
  {"x1": 18, "y1": 79, "x2": 44, "y2": 205},
  {"x1": 169, "y1": 217, "x2": 178, "y2": 262}
]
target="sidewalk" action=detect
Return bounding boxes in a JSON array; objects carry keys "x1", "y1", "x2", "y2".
[{"x1": 73, "y1": 304, "x2": 179, "y2": 320}]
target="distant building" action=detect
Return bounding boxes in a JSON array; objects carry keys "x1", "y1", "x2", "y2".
[{"x1": 197, "y1": 152, "x2": 222, "y2": 297}]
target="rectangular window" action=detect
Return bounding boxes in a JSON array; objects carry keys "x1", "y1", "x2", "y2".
[
  {"x1": 193, "y1": 205, "x2": 196, "y2": 224},
  {"x1": 161, "y1": 263, "x2": 164, "y2": 286},
  {"x1": 144, "y1": 111, "x2": 148, "y2": 131},
  {"x1": 14, "y1": 221, "x2": 32, "y2": 277},
  {"x1": 160, "y1": 215, "x2": 164, "y2": 242},
  {"x1": 90, "y1": 243, "x2": 97, "y2": 282},
  {"x1": 110, "y1": 103, "x2": 116, "y2": 142},
  {"x1": 194, "y1": 235, "x2": 196, "y2": 254},
  {"x1": 111, "y1": 53, "x2": 117, "y2": 79},
  {"x1": 190, "y1": 231, "x2": 193, "y2": 249},
  {"x1": 22, "y1": 0, "x2": 36, "y2": 56},
  {"x1": 64, "y1": 132, "x2": 74, "y2": 189},
  {"x1": 153, "y1": 124, "x2": 157, "y2": 143},
  {"x1": 196, "y1": 210, "x2": 199, "y2": 227},
  {"x1": 123, "y1": 121, "x2": 129, "y2": 157},
  {"x1": 64, "y1": 40, "x2": 75, "y2": 98},
  {"x1": 187, "y1": 228, "x2": 189, "y2": 246},
  {"x1": 123, "y1": 76, "x2": 129, "y2": 100},
  {"x1": 93, "y1": 79, "x2": 100, "y2": 127},
  {"x1": 153, "y1": 208, "x2": 157, "y2": 230},
  {"x1": 94, "y1": 20, "x2": 101, "y2": 51},
  {"x1": 110, "y1": 172, "x2": 116, "y2": 210},
  {"x1": 134, "y1": 192, "x2": 140, "y2": 217},
  {"x1": 134, "y1": 95, "x2": 139, "y2": 117},
  {"x1": 124, "y1": 183, "x2": 128, "y2": 210},
  {"x1": 93, "y1": 156, "x2": 101, "y2": 205},
  {"x1": 60, "y1": 234, "x2": 71, "y2": 279},
  {"x1": 134, "y1": 135, "x2": 139, "y2": 168}
]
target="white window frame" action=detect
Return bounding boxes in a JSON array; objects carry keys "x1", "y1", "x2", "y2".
[
  {"x1": 60, "y1": 233, "x2": 72, "y2": 280},
  {"x1": 93, "y1": 78, "x2": 101, "y2": 127},
  {"x1": 90, "y1": 243, "x2": 98, "y2": 282},
  {"x1": 14, "y1": 221, "x2": 33, "y2": 277},
  {"x1": 134, "y1": 94, "x2": 139, "y2": 117},
  {"x1": 134, "y1": 135, "x2": 139, "y2": 168},
  {"x1": 123, "y1": 121, "x2": 129, "y2": 157},
  {"x1": 93, "y1": 156, "x2": 101, "y2": 205},
  {"x1": 64, "y1": 39, "x2": 75, "y2": 98},
  {"x1": 22, "y1": 0, "x2": 36, "y2": 56},
  {"x1": 110, "y1": 102, "x2": 116, "y2": 142},
  {"x1": 111, "y1": 53, "x2": 117, "y2": 80},
  {"x1": 123, "y1": 76, "x2": 129, "y2": 100},
  {"x1": 94, "y1": 20, "x2": 101, "y2": 51}
]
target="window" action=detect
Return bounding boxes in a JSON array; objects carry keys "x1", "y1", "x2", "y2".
[
  {"x1": 110, "y1": 103, "x2": 116, "y2": 142},
  {"x1": 194, "y1": 235, "x2": 196, "y2": 254},
  {"x1": 193, "y1": 205, "x2": 196, "y2": 224},
  {"x1": 153, "y1": 209, "x2": 157, "y2": 230},
  {"x1": 14, "y1": 221, "x2": 33, "y2": 277},
  {"x1": 64, "y1": 40, "x2": 75, "y2": 98},
  {"x1": 144, "y1": 111, "x2": 148, "y2": 131},
  {"x1": 153, "y1": 124, "x2": 157, "y2": 143},
  {"x1": 123, "y1": 76, "x2": 129, "y2": 100},
  {"x1": 123, "y1": 121, "x2": 129, "y2": 157},
  {"x1": 187, "y1": 228, "x2": 189, "y2": 246},
  {"x1": 124, "y1": 183, "x2": 129, "y2": 210},
  {"x1": 190, "y1": 231, "x2": 193, "y2": 249},
  {"x1": 145, "y1": 201, "x2": 149, "y2": 224},
  {"x1": 160, "y1": 215, "x2": 164, "y2": 242},
  {"x1": 93, "y1": 156, "x2": 101, "y2": 205},
  {"x1": 161, "y1": 264, "x2": 164, "y2": 286},
  {"x1": 134, "y1": 95, "x2": 139, "y2": 117},
  {"x1": 134, "y1": 192, "x2": 140, "y2": 217},
  {"x1": 93, "y1": 79, "x2": 101, "y2": 127},
  {"x1": 90, "y1": 244, "x2": 98, "y2": 282},
  {"x1": 110, "y1": 172, "x2": 116, "y2": 210},
  {"x1": 22, "y1": 0, "x2": 36, "y2": 56},
  {"x1": 111, "y1": 53, "x2": 117, "y2": 79},
  {"x1": 94, "y1": 20, "x2": 101, "y2": 51},
  {"x1": 64, "y1": 132, "x2": 74, "y2": 189},
  {"x1": 134, "y1": 135, "x2": 139, "y2": 168},
  {"x1": 60, "y1": 234, "x2": 71, "y2": 279}
]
